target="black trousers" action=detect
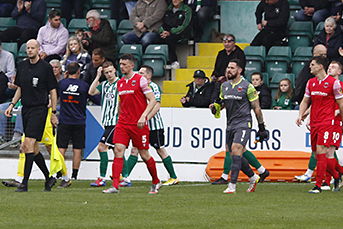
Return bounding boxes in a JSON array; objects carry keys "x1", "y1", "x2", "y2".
[
  {"x1": 61, "y1": 0, "x2": 85, "y2": 24},
  {"x1": 250, "y1": 29, "x2": 286, "y2": 52},
  {"x1": 0, "y1": 26, "x2": 38, "y2": 47}
]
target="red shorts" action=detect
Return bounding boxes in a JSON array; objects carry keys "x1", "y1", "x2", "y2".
[
  {"x1": 113, "y1": 123, "x2": 150, "y2": 150},
  {"x1": 310, "y1": 124, "x2": 342, "y2": 152}
]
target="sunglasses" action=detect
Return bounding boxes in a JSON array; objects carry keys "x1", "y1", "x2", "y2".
[{"x1": 223, "y1": 38, "x2": 234, "y2": 43}]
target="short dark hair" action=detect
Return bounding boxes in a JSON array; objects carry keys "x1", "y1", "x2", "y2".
[
  {"x1": 92, "y1": 48, "x2": 105, "y2": 58},
  {"x1": 66, "y1": 62, "x2": 80, "y2": 75},
  {"x1": 251, "y1": 72, "x2": 263, "y2": 80},
  {"x1": 330, "y1": 60, "x2": 343, "y2": 73},
  {"x1": 140, "y1": 65, "x2": 154, "y2": 75},
  {"x1": 120, "y1": 53, "x2": 136, "y2": 63},
  {"x1": 229, "y1": 58, "x2": 243, "y2": 69},
  {"x1": 102, "y1": 61, "x2": 114, "y2": 69},
  {"x1": 48, "y1": 9, "x2": 61, "y2": 19},
  {"x1": 311, "y1": 56, "x2": 328, "y2": 70}
]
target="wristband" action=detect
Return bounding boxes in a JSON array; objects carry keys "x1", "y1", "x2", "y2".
[{"x1": 9, "y1": 102, "x2": 15, "y2": 107}]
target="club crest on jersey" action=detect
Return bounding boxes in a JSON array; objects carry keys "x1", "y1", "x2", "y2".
[
  {"x1": 237, "y1": 86, "x2": 243, "y2": 92},
  {"x1": 132, "y1": 80, "x2": 136, "y2": 86},
  {"x1": 323, "y1": 82, "x2": 329, "y2": 88}
]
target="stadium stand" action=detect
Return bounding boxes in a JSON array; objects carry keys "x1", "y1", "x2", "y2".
[
  {"x1": 288, "y1": 21, "x2": 313, "y2": 53},
  {"x1": 17, "y1": 43, "x2": 27, "y2": 62},
  {"x1": 0, "y1": 17, "x2": 16, "y2": 31},
  {"x1": 244, "y1": 46, "x2": 266, "y2": 77},
  {"x1": 265, "y1": 46, "x2": 292, "y2": 79},
  {"x1": 67, "y1": 18, "x2": 88, "y2": 33},
  {"x1": 2, "y1": 42, "x2": 18, "y2": 59},
  {"x1": 142, "y1": 44, "x2": 169, "y2": 78},
  {"x1": 314, "y1": 21, "x2": 324, "y2": 38},
  {"x1": 119, "y1": 44, "x2": 143, "y2": 70},
  {"x1": 291, "y1": 47, "x2": 312, "y2": 75},
  {"x1": 116, "y1": 19, "x2": 133, "y2": 49}
]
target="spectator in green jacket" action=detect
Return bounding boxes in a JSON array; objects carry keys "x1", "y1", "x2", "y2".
[{"x1": 272, "y1": 78, "x2": 294, "y2": 110}]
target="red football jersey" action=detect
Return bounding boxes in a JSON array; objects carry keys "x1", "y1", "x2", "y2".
[
  {"x1": 117, "y1": 73, "x2": 152, "y2": 125},
  {"x1": 305, "y1": 75, "x2": 343, "y2": 127}
]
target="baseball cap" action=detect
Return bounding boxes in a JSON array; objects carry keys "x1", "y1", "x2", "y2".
[{"x1": 193, "y1": 70, "x2": 206, "y2": 79}]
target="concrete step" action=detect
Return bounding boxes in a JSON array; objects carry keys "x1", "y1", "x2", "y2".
[
  {"x1": 197, "y1": 42, "x2": 250, "y2": 56},
  {"x1": 161, "y1": 94, "x2": 183, "y2": 107},
  {"x1": 175, "y1": 68, "x2": 213, "y2": 81},
  {"x1": 163, "y1": 81, "x2": 189, "y2": 94}
]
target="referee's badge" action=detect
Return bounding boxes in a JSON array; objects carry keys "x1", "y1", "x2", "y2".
[{"x1": 32, "y1": 77, "x2": 39, "y2": 87}]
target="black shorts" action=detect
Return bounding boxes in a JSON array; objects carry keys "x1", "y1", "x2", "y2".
[
  {"x1": 57, "y1": 123, "x2": 85, "y2": 149},
  {"x1": 150, "y1": 129, "x2": 165, "y2": 149},
  {"x1": 226, "y1": 126, "x2": 251, "y2": 151},
  {"x1": 100, "y1": 125, "x2": 115, "y2": 148},
  {"x1": 22, "y1": 106, "x2": 48, "y2": 142}
]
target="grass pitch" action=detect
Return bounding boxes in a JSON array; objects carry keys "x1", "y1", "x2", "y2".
[{"x1": 0, "y1": 180, "x2": 342, "y2": 229}]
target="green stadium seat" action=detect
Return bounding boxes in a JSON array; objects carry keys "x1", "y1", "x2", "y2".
[
  {"x1": 117, "y1": 19, "x2": 133, "y2": 48},
  {"x1": 91, "y1": 0, "x2": 111, "y2": 8},
  {"x1": 108, "y1": 19, "x2": 117, "y2": 33},
  {"x1": 142, "y1": 45, "x2": 168, "y2": 78},
  {"x1": 68, "y1": 19, "x2": 88, "y2": 33},
  {"x1": 291, "y1": 47, "x2": 312, "y2": 75},
  {"x1": 98, "y1": 8, "x2": 112, "y2": 19},
  {"x1": 270, "y1": 73, "x2": 295, "y2": 89},
  {"x1": 244, "y1": 46, "x2": 266, "y2": 74},
  {"x1": 314, "y1": 21, "x2": 324, "y2": 37},
  {"x1": 339, "y1": 75, "x2": 343, "y2": 82},
  {"x1": 17, "y1": 43, "x2": 27, "y2": 62},
  {"x1": 265, "y1": 46, "x2": 292, "y2": 79},
  {"x1": 46, "y1": 0, "x2": 61, "y2": 8},
  {"x1": 2, "y1": 42, "x2": 18, "y2": 58},
  {"x1": 119, "y1": 44, "x2": 143, "y2": 70},
  {"x1": 288, "y1": 21, "x2": 313, "y2": 53},
  {"x1": 0, "y1": 17, "x2": 16, "y2": 31}
]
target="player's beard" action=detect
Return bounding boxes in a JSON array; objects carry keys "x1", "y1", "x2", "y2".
[{"x1": 227, "y1": 72, "x2": 238, "y2": 80}]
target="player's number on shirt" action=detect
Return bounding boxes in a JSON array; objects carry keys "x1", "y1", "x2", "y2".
[
  {"x1": 142, "y1": 135, "x2": 147, "y2": 144},
  {"x1": 241, "y1": 130, "x2": 246, "y2": 142}
]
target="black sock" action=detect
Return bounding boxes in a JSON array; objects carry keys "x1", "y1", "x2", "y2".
[
  {"x1": 22, "y1": 153, "x2": 35, "y2": 186},
  {"x1": 34, "y1": 152, "x2": 50, "y2": 180},
  {"x1": 230, "y1": 155, "x2": 242, "y2": 184},
  {"x1": 56, "y1": 171, "x2": 62, "y2": 178},
  {"x1": 72, "y1": 169, "x2": 78, "y2": 179},
  {"x1": 240, "y1": 157, "x2": 254, "y2": 178}
]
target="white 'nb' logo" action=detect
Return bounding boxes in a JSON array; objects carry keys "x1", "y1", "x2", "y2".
[{"x1": 66, "y1": 84, "x2": 79, "y2": 92}]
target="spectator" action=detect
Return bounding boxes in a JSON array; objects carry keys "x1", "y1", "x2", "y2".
[
  {"x1": 110, "y1": 0, "x2": 129, "y2": 21},
  {"x1": 83, "y1": 48, "x2": 106, "y2": 86},
  {"x1": 294, "y1": 44, "x2": 327, "y2": 104},
  {"x1": 0, "y1": 0, "x2": 15, "y2": 17},
  {"x1": 122, "y1": 0, "x2": 167, "y2": 50},
  {"x1": 49, "y1": 59, "x2": 63, "y2": 82},
  {"x1": 186, "y1": 0, "x2": 217, "y2": 42},
  {"x1": 83, "y1": 10, "x2": 116, "y2": 63},
  {"x1": 294, "y1": 0, "x2": 330, "y2": 25},
  {"x1": 251, "y1": 72, "x2": 272, "y2": 109},
  {"x1": 211, "y1": 34, "x2": 246, "y2": 101},
  {"x1": 0, "y1": 0, "x2": 46, "y2": 47},
  {"x1": 61, "y1": 36, "x2": 91, "y2": 78},
  {"x1": 180, "y1": 70, "x2": 214, "y2": 108},
  {"x1": 36, "y1": 10, "x2": 69, "y2": 63},
  {"x1": 0, "y1": 71, "x2": 9, "y2": 104},
  {"x1": 314, "y1": 17, "x2": 343, "y2": 62},
  {"x1": 250, "y1": 0, "x2": 289, "y2": 52},
  {"x1": 0, "y1": 40, "x2": 16, "y2": 82},
  {"x1": 272, "y1": 78, "x2": 294, "y2": 110},
  {"x1": 61, "y1": 0, "x2": 85, "y2": 25},
  {"x1": 159, "y1": 0, "x2": 192, "y2": 69},
  {"x1": 75, "y1": 29, "x2": 86, "y2": 42}
]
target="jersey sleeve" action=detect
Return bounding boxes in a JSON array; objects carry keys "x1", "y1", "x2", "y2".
[
  {"x1": 247, "y1": 84, "x2": 259, "y2": 102},
  {"x1": 96, "y1": 82, "x2": 103, "y2": 93},
  {"x1": 150, "y1": 82, "x2": 161, "y2": 102},
  {"x1": 304, "y1": 81, "x2": 311, "y2": 98},
  {"x1": 333, "y1": 79, "x2": 343, "y2": 100},
  {"x1": 140, "y1": 76, "x2": 152, "y2": 94}
]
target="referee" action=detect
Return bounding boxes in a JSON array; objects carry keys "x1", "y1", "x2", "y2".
[{"x1": 5, "y1": 39, "x2": 58, "y2": 192}]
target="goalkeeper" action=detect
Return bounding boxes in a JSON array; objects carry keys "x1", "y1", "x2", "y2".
[{"x1": 209, "y1": 59, "x2": 269, "y2": 194}]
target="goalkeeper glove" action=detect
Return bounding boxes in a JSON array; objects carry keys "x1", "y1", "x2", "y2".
[{"x1": 256, "y1": 123, "x2": 269, "y2": 142}]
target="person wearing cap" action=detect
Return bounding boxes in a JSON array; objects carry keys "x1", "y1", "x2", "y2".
[
  {"x1": 0, "y1": 0, "x2": 46, "y2": 47},
  {"x1": 180, "y1": 69, "x2": 214, "y2": 108}
]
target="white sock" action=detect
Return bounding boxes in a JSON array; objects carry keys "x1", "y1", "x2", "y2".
[
  {"x1": 305, "y1": 169, "x2": 314, "y2": 177},
  {"x1": 250, "y1": 173, "x2": 259, "y2": 182},
  {"x1": 221, "y1": 173, "x2": 229, "y2": 180},
  {"x1": 15, "y1": 176, "x2": 23, "y2": 183},
  {"x1": 100, "y1": 176, "x2": 106, "y2": 180},
  {"x1": 62, "y1": 176, "x2": 69, "y2": 181},
  {"x1": 257, "y1": 166, "x2": 266, "y2": 174}
]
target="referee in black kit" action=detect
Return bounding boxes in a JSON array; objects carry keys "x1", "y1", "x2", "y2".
[{"x1": 5, "y1": 39, "x2": 59, "y2": 192}]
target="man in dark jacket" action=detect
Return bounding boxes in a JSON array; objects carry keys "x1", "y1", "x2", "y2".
[
  {"x1": 251, "y1": 0, "x2": 289, "y2": 52},
  {"x1": 180, "y1": 70, "x2": 214, "y2": 108},
  {"x1": 83, "y1": 9, "x2": 116, "y2": 63},
  {"x1": 0, "y1": 0, "x2": 46, "y2": 46},
  {"x1": 294, "y1": 0, "x2": 329, "y2": 25}
]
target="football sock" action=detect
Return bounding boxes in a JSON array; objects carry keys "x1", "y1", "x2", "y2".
[
  {"x1": 122, "y1": 156, "x2": 128, "y2": 178},
  {"x1": 315, "y1": 154, "x2": 327, "y2": 188},
  {"x1": 15, "y1": 176, "x2": 23, "y2": 183},
  {"x1": 304, "y1": 169, "x2": 314, "y2": 177},
  {"x1": 324, "y1": 171, "x2": 331, "y2": 185},
  {"x1": 145, "y1": 157, "x2": 160, "y2": 184},
  {"x1": 34, "y1": 152, "x2": 50, "y2": 180},
  {"x1": 112, "y1": 157, "x2": 123, "y2": 189},
  {"x1": 221, "y1": 173, "x2": 229, "y2": 180},
  {"x1": 257, "y1": 165, "x2": 266, "y2": 174},
  {"x1": 72, "y1": 169, "x2": 79, "y2": 179},
  {"x1": 62, "y1": 175, "x2": 69, "y2": 181},
  {"x1": 126, "y1": 155, "x2": 138, "y2": 176},
  {"x1": 240, "y1": 157, "x2": 254, "y2": 178},
  {"x1": 308, "y1": 152, "x2": 317, "y2": 171},
  {"x1": 22, "y1": 153, "x2": 35, "y2": 186},
  {"x1": 327, "y1": 158, "x2": 339, "y2": 179},
  {"x1": 162, "y1": 156, "x2": 177, "y2": 179},
  {"x1": 243, "y1": 150, "x2": 261, "y2": 169},
  {"x1": 99, "y1": 151, "x2": 108, "y2": 178},
  {"x1": 223, "y1": 151, "x2": 232, "y2": 175},
  {"x1": 230, "y1": 155, "x2": 242, "y2": 184}
]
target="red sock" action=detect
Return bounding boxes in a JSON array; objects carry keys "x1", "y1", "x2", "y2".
[
  {"x1": 335, "y1": 160, "x2": 343, "y2": 174},
  {"x1": 315, "y1": 154, "x2": 327, "y2": 187},
  {"x1": 112, "y1": 157, "x2": 123, "y2": 189},
  {"x1": 324, "y1": 171, "x2": 331, "y2": 185},
  {"x1": 145, "y1": 157, "x2": 160, "y2": 184},
  {"x1": 327, "y1": 158, "x2": 339, "y2": 179}
]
